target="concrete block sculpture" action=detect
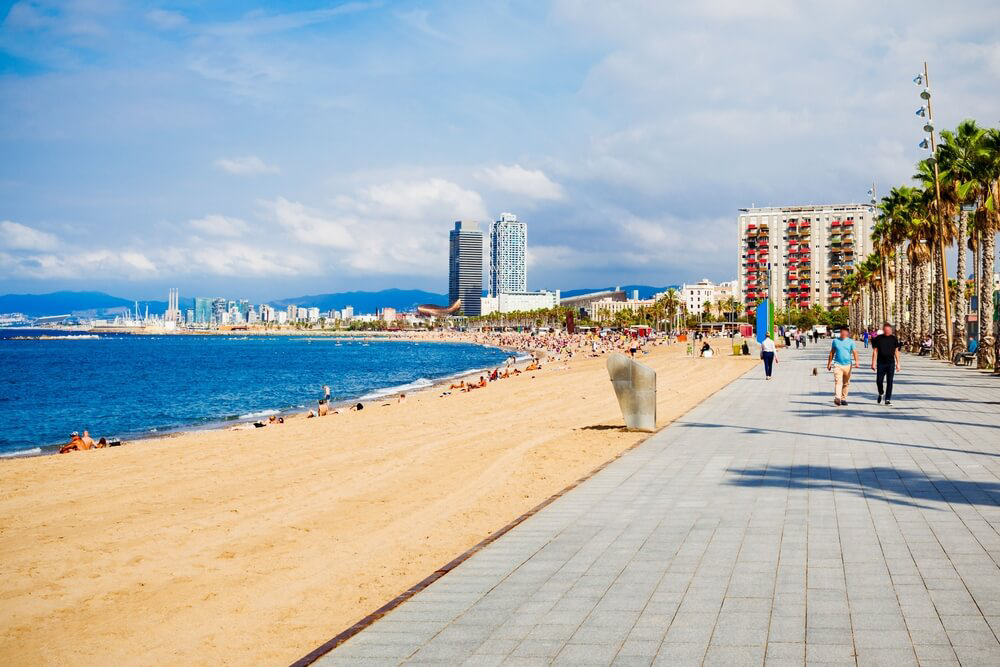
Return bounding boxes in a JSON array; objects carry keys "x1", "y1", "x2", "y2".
[{"x1": 607, "y1": 352, "x2": 656, "y2": 432}]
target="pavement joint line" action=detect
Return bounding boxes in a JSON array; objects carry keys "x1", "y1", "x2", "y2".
[
  {"x1": 303, "y1": 345, "x2": 1000, "y2": 667},
  {"x1": 290, "y1": 348, "x2": 749, "y2": 667}
]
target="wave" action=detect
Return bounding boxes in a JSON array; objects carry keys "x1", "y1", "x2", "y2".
[
  {"x1": 238, "y1": 409, "x2": 280, "y2": 420},
  {"x1": 0, "y1": 447, "x2": 42, "y2": 458},
  {"x1": 359, "y1": 377, "x2": 436, "y2": 401}
]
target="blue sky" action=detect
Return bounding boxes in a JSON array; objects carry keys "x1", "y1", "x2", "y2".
[{"x1": 2, "y1": 1, "x2": 999, "y2": 301}]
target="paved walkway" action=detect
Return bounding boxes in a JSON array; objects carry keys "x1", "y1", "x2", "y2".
[{"x1": 315, "y1": 345, "x2": 1000, "y2": 666}]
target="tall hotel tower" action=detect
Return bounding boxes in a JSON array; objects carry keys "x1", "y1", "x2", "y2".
[
  {"x1": 449, "y1": 220, "x2": 484, "y2": 316},
  {"x1": 490, "y1": 212, "x2": 527, "y2": 296},
  {"x1": 737, "y1": 204, "x2": 875, "y2": 314}
]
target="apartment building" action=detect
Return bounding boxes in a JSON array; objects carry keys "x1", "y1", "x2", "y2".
[{"x1": 737, "y1": 204, "x2": 875, "y2": 313}]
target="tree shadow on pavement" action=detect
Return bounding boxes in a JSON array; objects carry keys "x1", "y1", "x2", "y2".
[
  {"x1": 724, "y1": 464, "x2": 1000, "y2": 510},
  {"x1": 678, "y1": 421, "x2": 1000, "y2": 460}
]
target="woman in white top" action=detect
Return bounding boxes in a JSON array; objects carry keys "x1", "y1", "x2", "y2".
[{"x1": 760, "y1": 334, "x2": 778, "y2": 380}]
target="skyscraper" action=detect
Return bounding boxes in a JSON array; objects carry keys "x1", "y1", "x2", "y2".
[
  {"x1": 449, "y1": 220, "x2": 483, "y2": 316},
  {"x1": 193, "y1": 297, "x2": 213, "y2": 324},
  {"x1": 490, "y1": 212, "x2": 527, "y2": 296}
]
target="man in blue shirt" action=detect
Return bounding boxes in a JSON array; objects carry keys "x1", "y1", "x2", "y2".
[{"x1": 827, "y1": 328, "x2": 860, "y2": 406}]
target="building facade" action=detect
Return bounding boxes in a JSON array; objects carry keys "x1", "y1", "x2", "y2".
[
  {"x1": 449, "y1": 220, "x2": 484, "y2": 316},
  {"x1": 680, "y1": 279, "x2": 736, "y2": 315},
  {"x1": 480, "y1": 290, "x2": 560, "y2": 316},
  {"x1": 490, "y1": 212, "x2": 527, "y2": 296},
  {"x1": 586, "y1": 297, "x2": 655, "y2": 322},
  {"x1": 737, "y1": 204, "x2": 875, "y2": 313},
  {"x1": 193, "y1": 297, "x2": 213, "y2": 324}
]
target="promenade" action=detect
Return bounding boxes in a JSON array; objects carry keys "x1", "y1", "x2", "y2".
[{"x1": 314, "y1": 345, "x2": 1000, "y2": 666}]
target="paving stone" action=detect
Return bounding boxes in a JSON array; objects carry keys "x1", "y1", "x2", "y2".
[{"x1": 315, "y1": 348, "x2": 1000, "y2": 667}]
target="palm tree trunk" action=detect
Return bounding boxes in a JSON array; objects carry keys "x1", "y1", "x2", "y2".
[
  {"x1": 979, "y1": 226, "x2": 996, "y2": 369},
  {"x1": 955, "y1": 210, "x2": 968, "y2": 349},
  {"x1": 897, "y1": 255, "x2": 905, "y2": 336},
  {"x1": 932, "y1": 246, "x2": 946, "y2": 359},
  {"x1": 908, "y1": 263, "x2": 920, "y2": 345},
  {"x1": 919, "y1": 262, "x2": 929, "y2": 342}
]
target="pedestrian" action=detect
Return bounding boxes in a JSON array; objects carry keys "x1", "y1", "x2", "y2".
[
  {"x1": 871, "y1": 322, "x2": 901, "y2": 405},
  {"x1": 826, "y1": 328, "x2": 860, "y2": 406},
  {"x1": 760, "y1": 333, "x2": 778, "y2": 380},
  {"x1": 862, "y1": 329, "x2": 870, "y2": 348}
]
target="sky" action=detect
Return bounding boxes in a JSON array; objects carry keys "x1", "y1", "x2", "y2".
[{"x1": 1, "y1": 0, "x2": 999, "y2": 301}]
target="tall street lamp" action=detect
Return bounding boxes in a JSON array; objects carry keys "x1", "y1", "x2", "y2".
[{"x1": 914, "y1": 62, "x2": 953, "y2": 357}]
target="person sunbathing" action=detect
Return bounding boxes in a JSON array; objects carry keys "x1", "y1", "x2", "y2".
[
  {"x1": 81, "y1": 430, "x2": 96, "y2": 449},
  {"x1": 449, "y1": 380, "x2": 466, "y2": 390},
  {"x1": 59, "y1": 432, "x2": 85, "y2": 454}
]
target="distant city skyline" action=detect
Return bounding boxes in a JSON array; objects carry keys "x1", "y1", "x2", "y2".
[{"x1": 2, "y1": 2, "x2": 999, "y2": 299}]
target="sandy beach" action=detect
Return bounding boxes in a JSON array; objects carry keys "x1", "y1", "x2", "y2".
[{"x1": 0, "y1": 341, "x2": 755, "y2": 666}]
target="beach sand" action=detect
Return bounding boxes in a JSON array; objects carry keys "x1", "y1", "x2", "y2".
[{"x1": 0, "y1": 342, "x2": 755, "y2": 666}]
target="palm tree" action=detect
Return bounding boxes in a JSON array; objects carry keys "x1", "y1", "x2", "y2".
[
  {"x1": 656, "y1": 289, "x2": 681, "y2": 333},
  {"x1": 871, "y1": 218, "x2": 894, "y2": 323},
  {"x1": 880, "y1": 187, "x2": 912, "y2": 336},
  {"x1": 913, "y1": 159, "x2": 958, "y2": 358},
  {"x1": 973, "y1": 126, "x2": 1000, "y2": 369},
  {"x1": 938, "y1": 120, "x2": 987, "y2": 354}
]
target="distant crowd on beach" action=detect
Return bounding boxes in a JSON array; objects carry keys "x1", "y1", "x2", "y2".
[{"x1": 53, "y1": 327, "x2": 690, "y2": 455}]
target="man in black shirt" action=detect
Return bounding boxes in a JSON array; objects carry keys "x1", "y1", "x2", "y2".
[{"x1": 871, "y1": 323, "x2": 901, "y2": 405}]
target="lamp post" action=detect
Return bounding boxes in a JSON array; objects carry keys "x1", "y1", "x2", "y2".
[{"x1": 914, "y1": 62, "x2": 952, "y2": 358}]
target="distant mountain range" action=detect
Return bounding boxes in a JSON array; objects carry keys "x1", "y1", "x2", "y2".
[
  {"x1": 1, "y1": 285, "x2": 680, "y2": 317},
  {"x1": 0, "y1": 291, "x2": 180, "y2": 318},
  {"x1": 270, "y1": 289, "x2": 448, "y2": 313}
]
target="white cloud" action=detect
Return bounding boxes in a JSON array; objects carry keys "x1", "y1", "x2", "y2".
[
  {"x1": 0, "y1": 249, "x2": 156, "y2": 280},
  {"x1": 146, "y1": 9, "x2": 188, "y2": 30},
  {"x1": 214, "y1": 155, "x2": 279, "y2": 175},
  {"x1": 476, "y1": 164, "x2": 565, "y2": 201},
  {"x1": 188, "y1": 215, "x2": 250, "y2": 238},
  {"x1": 0, "y1": 220, "x2": 59, "y2": 251},
  {"x1": 171, "y1": 242, "x2": 316, "y2": 277},
  {"x1": 263, "y1": 197, "x2": 354, "y2": 249},
  {"x1": 356, "y1": 178, "x2": 488, "y2": 220},
  {"x1": 394, "y1": 9, "x2": 448, "y2": 40}
]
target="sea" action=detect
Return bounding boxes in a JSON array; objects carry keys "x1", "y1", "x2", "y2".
[{"x1": 0, "y1": 330, "x2": 510, "y2": 458}]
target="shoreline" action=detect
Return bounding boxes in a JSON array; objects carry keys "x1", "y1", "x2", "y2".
[
  {"x1": 1, "y1": 334, "x2": 527, "y2": 460},
  {"x1": 0, "y1": 336, "x2": 757, "y2": 666}
]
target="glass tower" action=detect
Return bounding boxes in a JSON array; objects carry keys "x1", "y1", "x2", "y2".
[
  {"x1": 449, "y1": 221, "x2": 483, "y2": 316},
  {"x1": 490, "y1": 212, "x2": 527, "y2": 296}
]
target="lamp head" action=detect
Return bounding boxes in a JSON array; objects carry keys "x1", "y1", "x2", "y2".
[
  {"x1": 920, "y1": 88, "x2": 931, "y2": 100},
  {"x1": 913, "y1": 74, "x2": 923, "y2": 85},
  {"x1": 918, "y1": 138, "x2": 930, "y2": 150},
  {"x1": 923, "y1": 121, "x2": 934, "y2": 133},
  {"x1": 915, "y1": 106, "x2": 926, "y2": 117}
]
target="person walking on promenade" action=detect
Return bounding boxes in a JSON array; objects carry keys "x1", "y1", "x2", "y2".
[
  {"x1": 871, "y1": 323, "x2": 901, "y2": 405},
  {"x1": 862, "y1": 329, "x2": 870, "y2": 348},
  {"x1": 760, "y1": 333, "x2": 777, "y2": 380},
  {"x1": 827, "y1": 328, "x2": 859, "y2": 406}
]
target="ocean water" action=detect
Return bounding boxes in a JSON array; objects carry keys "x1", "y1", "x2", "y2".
[{"x1": 0, "y1": 331, "x2": 509, "y2": 457}]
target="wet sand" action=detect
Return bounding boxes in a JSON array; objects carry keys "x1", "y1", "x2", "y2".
[{"x1": 0, "y1": 342, "x2": 756, "y2": 666}]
